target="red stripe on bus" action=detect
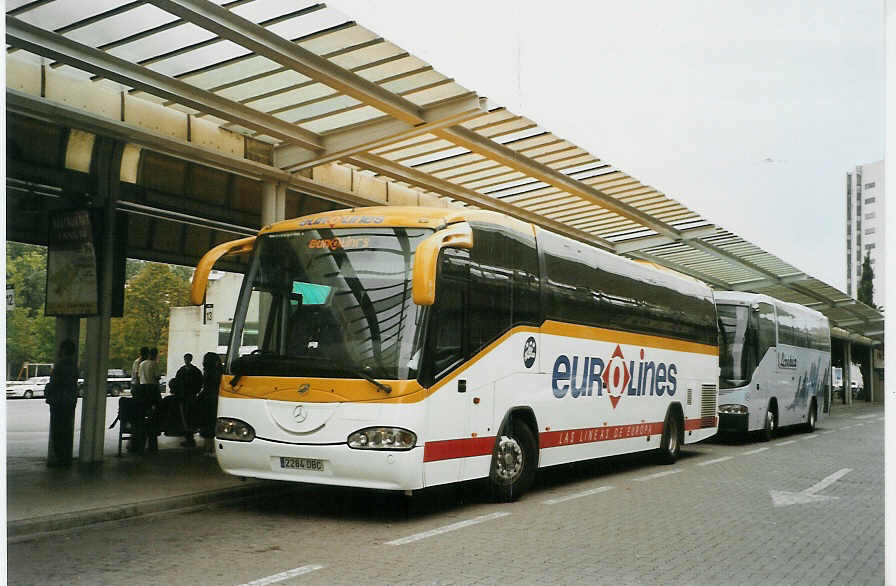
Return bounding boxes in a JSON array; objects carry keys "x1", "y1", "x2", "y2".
[
  {"x1": 423, "y1": 418, "x2": 717, "y2": 462},
  {"x1": 423, "y1": 436, "x2": 496, "y2": 462}
]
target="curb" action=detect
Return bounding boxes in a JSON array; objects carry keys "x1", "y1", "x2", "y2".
[{"x1": 7, "y1": 482, "x2": 290, "y2": 542}]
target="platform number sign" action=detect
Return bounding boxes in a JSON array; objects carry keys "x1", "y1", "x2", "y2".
[
  {"x1": 6, "y1": 285, "x2": 13, "y2": 311},
  {"x1": 204, "y1": 303, "x2": 214, "y2": 325}
]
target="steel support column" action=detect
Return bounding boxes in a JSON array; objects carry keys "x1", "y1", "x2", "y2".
[{"x1": 79, "y1": 138, "x2": 123, "y2": 465}]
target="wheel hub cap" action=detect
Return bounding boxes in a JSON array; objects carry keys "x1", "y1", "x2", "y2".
[{"x1": 495, "y1": 436, "x2": 523, "y2": 481}]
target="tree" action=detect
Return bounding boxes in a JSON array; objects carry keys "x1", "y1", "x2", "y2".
[
  {"x1": 857, "y1": 252, "x2": 875, "y2": 307},
  {"x1": 109, "y1": 263, "x2": 191, "y2": 372},
  {"x1": 5, "y1": 243, "x2": 56, "y2": 378}
]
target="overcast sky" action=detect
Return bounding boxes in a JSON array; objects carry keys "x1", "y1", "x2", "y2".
[{"x1": 330, "y1": 0, "x2": 885, "y2": 291}]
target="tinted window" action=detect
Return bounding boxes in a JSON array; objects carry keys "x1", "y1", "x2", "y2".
[
  {"x1": 540, "y1": 230, "x2": 716, "y2": 346},
  {"x1": 756, "y1": 303, "x2": 777, "y2": 360}
]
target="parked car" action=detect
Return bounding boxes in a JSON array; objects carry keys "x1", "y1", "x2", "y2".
[{"x1": 6, "y1": 376, "x2": 49, "y2": 399}]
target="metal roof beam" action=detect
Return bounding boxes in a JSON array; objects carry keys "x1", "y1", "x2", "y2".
[
  {"x1": 347, "y1": 153, "x2": 616, "y2": 252},
  {"x1": 275, "y1": 94, "x2": 485, "y2": 171},
  {"x1": 835, "y1": 317, "x2": 884, "y2": 327},
  {"x1": 5, "y1": 16, "x2": 323, "y2": 152},
  {"x1": 7, "y1": 89, "x2": 376, "y2": 211},
  {"x1": 436, "y1": 125, "x2": 683, "y2": 240},
  {"x1": 148, "y1": 0, "x2": 425, "y2": 125},
  {"x1": 614, "y1": 227, "x2": 719, "y2": 254},
  {"x1": 624, "y1": 251, "x2": 731, "y2": 289},
  {"x1": 727, "y1": 273, "x2": 811, "y2": 291}
]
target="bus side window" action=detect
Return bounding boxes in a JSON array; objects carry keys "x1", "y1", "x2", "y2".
[{"x1": 756, "y1": 302, "x2": 776, "y2": 360}]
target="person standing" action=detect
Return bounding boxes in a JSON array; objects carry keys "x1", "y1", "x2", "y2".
[
  {"x1": 45, "y1": 340, "x2": 79, "y2": 467},
  {"x1": 136, "y1": 347, "x2": 162, "y2": 452},
  {"x1": 174, "y1": 353, "x2": 203, "y2": 447},
  {"x1": 131, "y1": 346, "x2": 149, "y2": 394},
  {"x1": 198, "y1": 352, "x2": 223, "y2": 455}
]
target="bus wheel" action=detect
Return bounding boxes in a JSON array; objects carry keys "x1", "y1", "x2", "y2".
[
  {"x1": 657, "y1": 410, "x2": 681, "y2": 464},
  {"x1": 489, "y1": 420, "x2": 536, "y2": 502},
  {"x1": 760, "y1": 406, "x2": 777, "y2": 442},
  {"x1": 23, "y1": 390, "x2": 33, "y2": 399},
  {"x1": 804, "y1": 399, "x2": 817, "y2": 433}
]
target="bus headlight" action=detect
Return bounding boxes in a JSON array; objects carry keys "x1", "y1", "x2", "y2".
[
  {"x1": 718, "y1": 404, "x2": 748, "y2": 415},
  {"x1": 216, "y1": 418, "x2": 256, "y2": 442},
  {"x1": 348, "y1": 427, "x2": 416, "y2": 450}
]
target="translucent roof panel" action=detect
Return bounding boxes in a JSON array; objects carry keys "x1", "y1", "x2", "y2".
[{"x1": 5, "y1": 0, "x2": 880, "y2": 340}]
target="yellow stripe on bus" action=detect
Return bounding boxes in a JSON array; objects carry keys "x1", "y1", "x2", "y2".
[{"x1": 220, "y1": 322, "x2": 716, "y2": 404}]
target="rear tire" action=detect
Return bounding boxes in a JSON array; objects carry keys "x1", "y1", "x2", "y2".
[
  {"x1": 657, "y1": 410, "x2": 681, "y2": 464},
  {"x1": 23, "y1": 390, "x2": 33, "y2": 399},
  {"x1": 489, "y1": 419, "x2": 537, "y2": 502},
  {"x1": 759, "y1": 405, "x2": 777, "y2": 442},
  {"x1": 804, "y1": 399, "x2": 817, "y2": 433}
]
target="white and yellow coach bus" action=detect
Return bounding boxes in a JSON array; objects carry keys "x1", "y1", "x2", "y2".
[{"x1": 191, "y1": 207, "x2": 719, "y2": 501}]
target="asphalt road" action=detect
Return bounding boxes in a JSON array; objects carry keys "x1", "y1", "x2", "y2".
[{"x1": 7, "y1": 403, "x2": 884, "y2": 585}]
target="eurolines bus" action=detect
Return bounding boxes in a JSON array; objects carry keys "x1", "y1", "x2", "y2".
[
  {"x1": 715, "y1": 291, "x2": 831, "y2": 440},
  {"x1": 191, "y1": 207, "x2": 720, "y2": 500}
]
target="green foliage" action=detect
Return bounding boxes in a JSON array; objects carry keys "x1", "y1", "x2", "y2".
[
  {"x1": 6, "y1": 242, "x2": 191, "y2": 377},
  {"x1": 857, "y1": 252, "x2": 875, "y2": 307},
  {"x1": 109, "y1": 263, "x2": 191, "y2": 373},
  {"x1": 5, "y1": 243, "x2": 56, "y2": 378}
]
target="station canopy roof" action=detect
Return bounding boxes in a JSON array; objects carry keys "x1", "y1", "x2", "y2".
[{"x1": 5, "y1": 0, "x2": 884, "y2": 343}]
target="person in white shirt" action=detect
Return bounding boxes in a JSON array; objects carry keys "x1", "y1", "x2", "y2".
[
  {"x1": 131, "y1": 346, "x2": 149, "y2": 391},
  {"x1": 134, "y1": 347, "x2": 161, "y2": 453}
]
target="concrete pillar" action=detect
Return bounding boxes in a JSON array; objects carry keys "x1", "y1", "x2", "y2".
[
  {"x1": 863, "y1": 345, "x2": 874, "y2": 402},
  {"x1": 78, "y1": 139, "x2": 123, "y2": 466},
  {"x1": 843, "y1": 342, "x2": 852, "y2": 406},
  {"x1": 48, "y1": 316, "x2": 80, "y2": 462}
]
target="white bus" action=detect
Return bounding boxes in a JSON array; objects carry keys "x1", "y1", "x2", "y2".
[
  {"x1": 191, "y1": 207, "x2": 719, "y2": 500},
  {"x1": 715, "y1": 291, "x2": 831, "y2": 439}
]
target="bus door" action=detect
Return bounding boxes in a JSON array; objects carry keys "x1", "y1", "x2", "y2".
[
  {"x1": 754, "y1": 301, "x2": 778, "y2": 428},
  {"x1": 423, "y1": 249, "x2": 472, "y2": 485}
]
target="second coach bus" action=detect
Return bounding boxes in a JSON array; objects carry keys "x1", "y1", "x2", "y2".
[
  {"x1": 192, "y1": 207, "x2": 720, "y2": 500},
  {"x1": 715, "y1": 291, "x2": 831, "y2": 439}
]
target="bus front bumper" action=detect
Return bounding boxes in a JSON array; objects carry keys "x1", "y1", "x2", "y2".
[
  {"x1": 215, "y1": 438, "x2": 424, "y2": 491},
  {"x1": 717, "y1": 412, "x2": 749, "y2": 433}
]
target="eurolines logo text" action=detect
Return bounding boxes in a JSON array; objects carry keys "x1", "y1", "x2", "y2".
[{"x1": 551, "y1": 344, "x2": 678, "y2": 408}]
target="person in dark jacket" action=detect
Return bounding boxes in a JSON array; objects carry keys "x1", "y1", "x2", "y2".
[
  {"x1": 174, "y1": 353, "x2": 203, "y2": 447},
  {"x1": 198, "y1": 352, "x2": 223, "y2": 455},
  {"x1": 45, "y1": 340, "x2": 79, "y2": 467}
]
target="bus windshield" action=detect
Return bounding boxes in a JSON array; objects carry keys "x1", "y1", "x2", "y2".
[
  {"x1": 717, "y1": 304, "x2": 759, "y2": 389},
  {"x1": 227, "y1": 226, "x2": 432, "y2": 380}
]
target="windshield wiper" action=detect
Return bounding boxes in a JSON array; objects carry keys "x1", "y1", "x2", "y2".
[{"x1": 348, "y1": 366, "x2": 392, "y2": 394}]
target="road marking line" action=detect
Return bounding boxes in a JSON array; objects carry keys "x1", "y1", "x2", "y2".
[
  {"x1": 855, "y1": 414, "x2": 877, "y2": 419},
  {"x1": 775, "y1": 440, "x2": 797, "y2": 446},
  {"x1": 241, "y1": 565, "x2": 324, "y2": 586},
  {"x1": 801, "y1": 434, "x2": 818, "y2": 440},
  {"x1": 742, "y1": 447, "x2": 769, "y2": 455},
  {"x1": 696, "y1": 456, "x2": 733, "y2": 467},
  {"x1": 854, "y1": 423, "x2": 865, "y2": 427},
  {"x1": 633, "y1": 469, "x2": 682, "y2": 482},
  {"x1": 820, "y1": 430, "x2": 835, "y2": 434},
  {"x1": 840, "y1": 425, "x2": 853, "y2": 430},
  {"x1": 385, "y1": 512, "x2": 511, "y2": 545},
  {"x1": 543, "y1": 485, "x2": 614, "y2": 505}
]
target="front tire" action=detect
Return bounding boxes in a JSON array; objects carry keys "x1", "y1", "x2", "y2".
[
  {"x1": 759, "y1": 406, "x2": 777, "y2": 442},
  {"x1": 489, "y1": 420, "x2": 537, "y2": 502},
  {"x1": 804, "y1": 399, "x2": 817, "y2": 433},
  {"x1": 657, "y1": 410, "x2": 681, "y2": 464},
  {"x1": 23, "y1": 390, "x2": 33, "y2": 399}
]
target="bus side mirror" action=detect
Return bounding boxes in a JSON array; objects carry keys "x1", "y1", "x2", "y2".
[
  {"x1": 412, "y1": 223, "x2": 473, "y2": 306},
  {"x1": 190, "y1": 236, "x2": 256, "y2": 305}
]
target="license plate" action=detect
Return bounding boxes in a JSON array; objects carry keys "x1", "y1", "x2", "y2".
[{"x1": 279, "y1": 456, "x2": 324, "y2": 471}]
